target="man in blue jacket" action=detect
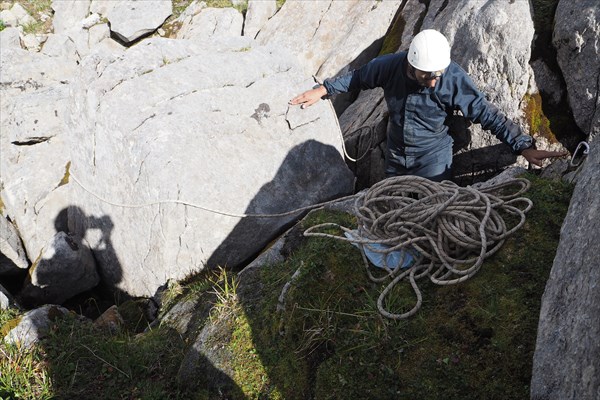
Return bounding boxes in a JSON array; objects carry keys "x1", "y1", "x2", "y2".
[{"x1": 289, "y1": 29, "x2": 566, "y2": 181}]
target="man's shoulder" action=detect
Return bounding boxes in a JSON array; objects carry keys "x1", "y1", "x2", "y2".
[
  {"x1": 378, "y1": 51, "x2": 407, "y2": 62},
  {"x1": 365, "y1": 52, "x2": 406, "y2": 73},
  {"x1": 442, "y1": 61, "x2": 472, "y2": 86},
  {"x1": 447, "y1": 61, "x2": 467, "y2": 74}
]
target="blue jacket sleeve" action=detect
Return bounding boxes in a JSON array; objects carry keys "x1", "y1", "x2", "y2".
[
  {"x1": 322, "y1": 53, "x2": 400, "y2": 96},
  {"x1": 450, "y1": 65, "x2": 534, "y2": 154}
]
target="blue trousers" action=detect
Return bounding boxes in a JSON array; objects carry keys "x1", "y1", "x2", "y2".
[{"x1": 385, "y1": 144, "x2": 452, "y2": 182}]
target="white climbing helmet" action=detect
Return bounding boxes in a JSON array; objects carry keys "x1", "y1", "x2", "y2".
[{"x1": 407, "y1": 29, "x2": 451, "y2": 72}]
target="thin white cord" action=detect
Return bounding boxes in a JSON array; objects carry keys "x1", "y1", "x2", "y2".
[{"x1": 69, "y1": 172, "x2": 357, "y2": 218}]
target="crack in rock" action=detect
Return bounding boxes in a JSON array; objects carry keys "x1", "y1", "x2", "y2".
[{"x1": 11, "y1": 136, "x2": 53, "y2": 145}]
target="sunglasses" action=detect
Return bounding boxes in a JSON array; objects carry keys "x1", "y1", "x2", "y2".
[{"x1": 422, "y1": 70, "x2": 444, "y2": 80}]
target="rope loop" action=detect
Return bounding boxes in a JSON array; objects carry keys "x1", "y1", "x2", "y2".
[{"x1": 304, "y1": 175, "x2": 532, "y2": 319}]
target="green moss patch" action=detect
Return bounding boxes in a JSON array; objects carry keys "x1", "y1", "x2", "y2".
[
  {"x1": 379, "y1": 11, "x2": 407, "y2": 55},
  {"x1": 58, "y1": 161, "x2": 70, "y2": 187},
  {"x1": 524, "y1": 93, "x2": 556, "y2": 143}
]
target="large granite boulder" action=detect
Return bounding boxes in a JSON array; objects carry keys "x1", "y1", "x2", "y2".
[
  {"x1": 66, "y1": 37, "x2": 354, "y2": 298},
  {"x1": 553, "y1": 0, "x2": 600, "y2": 139},
  {"x1": 530, "y1": 139, "x2": 600, "y2": 399}
]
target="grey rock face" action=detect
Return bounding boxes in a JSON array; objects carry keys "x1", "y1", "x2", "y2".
[
  {"x1": 51, "y1": 0, "x2": 91, "y2": 33},
  {"x1": 20, "y1": 231, "x2": 99, "y2": 305},
  {"x1": 177, "y1": 7, "x2": 243, "y2": 40},
  {"x1": 531, "y1": 139, "x2": 600, "y2": 400},
  {"x1": 41, "y1": 27, "x2": 91, "y2": 62},
  {"x1": 244, "y1": 0, "x2": 277, "y2": 39},
  {"x1": 66, "y1": 37, "x2": 354, "y2": 297},
  {"x1": 530, "y1": 59, "x2": 564, "y2": 107},
  {"x1": 256, "y1": 0, "x2": 402, "y2": 79},
  {"x1": 107, "y1": 0, "x2": 172, "y2": 43},
  {"x1": 90, "y1": 0, "x2": 119, "y2": 17},
  {"x1": 553, "y1": 0, "x2": 600, "y2": 137},
  {"x1": 0, "y1": 9, "x2": 17, "y2": 27},
  {"x1": 3, "y1": 304, "x2": 69, "y2": 349},
  {"x1": 0, "y1": 47, "x2": 76, "y2": 264},
  {"x1": 9, "y1": 2, "x2": 34, "y2": 26},
  {"x1": 0, "y1": 216, "x2": 29, "y2": 274}
]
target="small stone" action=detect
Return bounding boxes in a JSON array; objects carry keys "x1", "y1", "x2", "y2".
[
  {"x1": 81, "y1": 13, "x2": 101, "y2": 29},
  {"x1": 0, "y1": 27, "x2": 21, "y2": 49},
  {"x1": 10, "y1": 2, "x2": 35, "y2": 26},
  {"x1": 0, "y1": 9, "x2": 17, "y2": 27},
  {"x1": 93, "y1": 305, "x2": 124, "y2": 333},
  {"x1": 21, "y1": 33, "x2": 41, "y2": 51},
  {"x1": 3, "y1": 305, "x2": 69, "y2": 349}
]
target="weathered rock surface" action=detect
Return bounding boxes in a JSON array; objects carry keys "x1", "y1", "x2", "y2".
[
  {"x1": 553, "y1": 0, "x2": 600, "y2": 139},
  {"x1": 66, "y1": 37, "x2": 354, "y2": 297},
  {"x1": 3, "y1": 304, "x2": 69, "y2": 349},
  {"x1": 107, "y1": 0, "x2": 172, "y2": 43},
  {"x1": 530, "y1": 59, "x2": 564, "y2": 107},
  {"x1": 177, "y1": 7, "x2": 243, "y2": 40},
  {"x1": 20, "y1": 231, "x2": 99, "y2": 305},
  {"x1": 9, "y1": 2, "x2": 34, "y2": 26},
  {"x1": 243, "y1": 0, "x2": 277, "y2": 39},
  {"x1": 0, "y1": 47, "x2": 76, "y2": 263},
  {"x1": 0, "y1": 216, "x2": 29, "y2": 274},
  {"x1": 51, "y1": 0, "x2": 91, "y2": 33},
  {"x1": 90, "y1": 0, "x2": 119, "y2": 17},
  {"x1": 256, "y1": 0, "x2": 402, "y2": 79},
  {"x1": 41, "y1": 26, "x2": 91, "y2": 62},
  {"x1": 0, "y1": 9, "x2": 17, "y2": 27},
  {"x1": 531, "y1": 139, "x2": 600, "y2": 399}
]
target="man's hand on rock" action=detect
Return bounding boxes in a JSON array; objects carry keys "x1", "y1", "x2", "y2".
[
  {"x1": 289, "y1": 85, "x2": 328, "y2": 109},
  {"x1": 521, "y1": 148, "x2": 569, "y2": 167}
]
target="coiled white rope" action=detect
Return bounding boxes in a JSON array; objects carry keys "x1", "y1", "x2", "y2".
[{"x1": 304, "y1": 175, "x2": 533, "y2": 320}]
